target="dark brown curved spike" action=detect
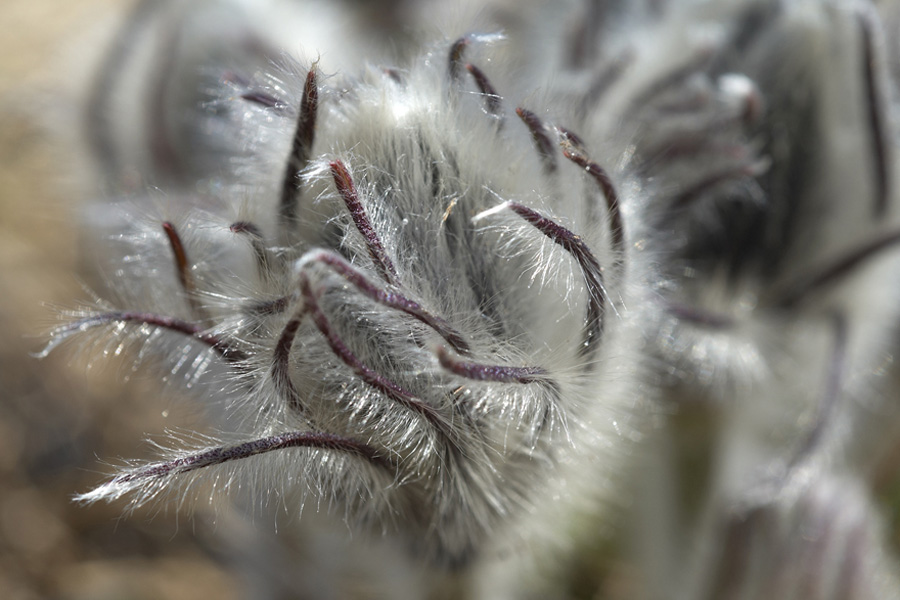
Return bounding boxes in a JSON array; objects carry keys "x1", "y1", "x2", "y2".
[
  {"x1": 776, "y1": 229, "x2": 900, "y2": 308},
  {"x1": 436, "y1": 346, "x2": 549, "y2": 385},
  {"x1": 858, "y1": 10, "x2": 890, "y2": 217},
  {"x1": 231, "y1": 221, "x2": 273, "y2": 278},
  {"x1": 241, "y1": 91, "x2": 286, "y2": 109},
  {"x1": 279, "y1": 64, "x2": 318, "y2": 230},
  {"x1": 516, "y1": 108, "x2": 557, "y2": 173},
  {"x1": 162, "y1": 221, "x2": 205, "y2": 317},
  {"x1": 465, "y1": 63, "x2": 502, "y2": 116},
  {"x1": 329, "y1": 160, "x2": 399, "y2": 285},
  {"x1": 307, "y1": 251, "x2": 469, "y2": 354},
  {"x1": 299, "y1": 276, "x2": 446, "y2": 431},
  {"x1": 557, "y1": 127, "x2": 587, "y2": 154},
  {"x1": 162, "y1": 222, "x2": 191, "y2": 291},
  {"x1": 56, "y1": 311, "x2": 244, "y2": 361},
  {"x1": 506, "y1": 202, "x2": 605, "y2": 357},
  {"x1": 108, "y1": 431, "x2": 391, "y2": 486},
  {"x1": 448, "y1": 36, "x2": 469, "y2": 81},
  {"x1": 271, "y1": 309, "x2": 309, "y2": 414},
  {"x1": 561, "y1": 149, "x2": 624, "y2": 261}
]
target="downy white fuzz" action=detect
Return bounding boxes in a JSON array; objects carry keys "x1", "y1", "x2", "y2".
[
  {"x1": 48, "y1": 0, "x2": 656, "y2": 568},
  {"x1": 45, "y1": 0, "x2": 900, "y2": 596}
]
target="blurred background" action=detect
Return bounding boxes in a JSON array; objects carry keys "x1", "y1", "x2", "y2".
[{"x1": 0, "y1": 1, "x2": 241, "y2": 598}]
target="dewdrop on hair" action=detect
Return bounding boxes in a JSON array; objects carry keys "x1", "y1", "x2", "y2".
[{"x1": 44, "y1": 0, "x2": 900, "y2": 596}]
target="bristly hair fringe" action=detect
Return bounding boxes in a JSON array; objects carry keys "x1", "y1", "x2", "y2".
[{"x1": 44, "y1": 0, "x2": 900, "y2": 596}]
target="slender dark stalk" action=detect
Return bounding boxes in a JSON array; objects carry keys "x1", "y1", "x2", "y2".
[
  {"x1": 279, "y1": 66, "x2": 318, "y2": 231},
  {"x1": 436, "y1": 346, "x2": 549, "y2": 385},
  {"x1": 241, "y1": 91, "x2": 286, "y2": 109},
  {"x1": 105, "y1": 431, "x2": 390, "y2": 487},
  {"x1": 306, "y1": 251, "x2": 468, "y2": 353},
  {"x1": 272, "y1": 311, "x2": 309, "y2": 414},
  {"x1": 231, "y1": 221, "x2": 273, "y2": 278},
  {"x1": 516, "y1": 108, "x2": 557, "y2": 173},
  {"x1": 561, "y1": 149, "x2": 624, "y2": 262},
  {"x1": 506, "y1": 202, "x2": 606, "y2": 356},
  {"x1": 162, "y1": 221, "x2": 205, "y2": 318},
  {"x1": 465, "y1": 63, "x2": 503, "y2": 117},
  {"x1": 56, "y1": 311, "x2": 243, "y2": 361},
  {"x1": 330, "y1": 160, "x2": 399, "y2": 285},
  {"x1": 300, "y1": 277, "x2": 444, "y2": 429},
  {"x1": 448, "y1": 36, "x2": 469, "y2": 81}
]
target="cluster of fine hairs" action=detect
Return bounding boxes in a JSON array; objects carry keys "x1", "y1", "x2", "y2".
[{"x1": 44, "y1": 0, "x2": 900, "y2": 596}]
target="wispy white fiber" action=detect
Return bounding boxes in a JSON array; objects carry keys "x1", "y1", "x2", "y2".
[{"x1": 44, "y1": 0, "x2": 900, "y2": 596}]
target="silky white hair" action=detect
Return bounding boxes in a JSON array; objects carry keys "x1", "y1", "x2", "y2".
[{"x1": 44, "y1": 0, "x2": 900, "y2": 596}]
